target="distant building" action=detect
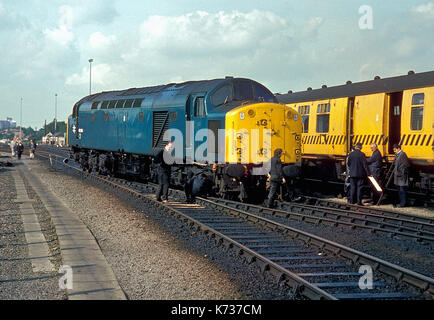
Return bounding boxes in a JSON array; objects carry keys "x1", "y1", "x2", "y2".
[
  {"x1": 0, "y1": 118, "x2": 16, "y2": 130},
  {"x1": 0, "y1": 120, "x2": 9, "y2": 131},
  {"x1": 43, "y1": 132, "x2": 65, "y2": 146}
]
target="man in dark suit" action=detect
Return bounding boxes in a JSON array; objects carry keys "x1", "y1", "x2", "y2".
[
  {"x1": 154, "y1": 141, "x2": 173, "y2": 203},
  {"x1": 392, "y1": 144, "x2": 410, "y2": 207},
  {"x1": 367, "y1": 143, "x2": 382, "y2": 203},
  {"x1": 267, "y1": 148, "x2": 286, "y2": 208},
  {"x1": 347, "y1": 142, "x2": 370, "y2": 205},
  {"x1": 185, "y1": 173, "x2": 209, "y2": 203}
]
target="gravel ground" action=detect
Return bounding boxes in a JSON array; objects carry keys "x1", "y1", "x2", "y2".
[
  {"x1": 29, "y1": 159, "x2": 296, "y2": 300},
  {"x1": 0, "y1": 161, "x2": 66, "y2": 300}
]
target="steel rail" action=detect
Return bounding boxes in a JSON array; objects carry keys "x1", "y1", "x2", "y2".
[
  {"x1": 301, "y1": 195, "x2": 434, "y2": 225},
  {"x1": 207, "y1": 197, "x2": 434, "y2": 243}
]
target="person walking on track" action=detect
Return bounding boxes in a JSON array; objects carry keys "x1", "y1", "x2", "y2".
[{"x1": 267, "y1": 148, "x2": 286, "y2": 208}]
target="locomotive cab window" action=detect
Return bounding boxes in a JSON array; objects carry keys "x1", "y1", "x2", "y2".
[
  {"x1": 411, "y1": 93, "x2": 424, "y2": 131},
  {"x1": 254, "y1": 84, "x2": 275, "y2": 102},
  {"x1": 194, "y1": 97, "x2": 206, "y2": 117},
  {"x1": 234, "y1": 81, "x2": 254, "y2": 101},
  {"x1": 211, "y1": 85, "x2": 232, "y2": 106},
  {"x1": 316, "y1": 103, "x2": 330, "y2": 133}
]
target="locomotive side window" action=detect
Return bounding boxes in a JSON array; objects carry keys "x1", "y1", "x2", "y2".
[
  {"x1": 108, "y1": 101, "x2": 116, "y2": 109},
  {"x1": 101, "y1": 101, "x2": 109, "y2": 110},
  {"x1": 411, "y1": 93, "x2": 424, "y2": 131},
  {"x1": 211, "y1": 85, "x2": 232, "y2": 106},
  {"x1": 316, "y1": 103, "x2": 330, "y2": 133},
  {"x1": 116, "y1": 100, "x2": 125, "y2": 108},
  {"x1": 133, "y1": 99, "x2": 144, "y2": 108},
  {"x1": 124, "y1": 99, "x2": 134, "y2": 108},
  {"x1": 194, "y1": 97, "x2": 206, "y2": 117},
  {"x1": 91, "y1": 102, "x2": 100, "y2": 110}
]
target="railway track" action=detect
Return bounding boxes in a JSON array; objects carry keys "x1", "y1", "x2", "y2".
[
  {"x1": 302, "y1": 178, "x2": 434, "y2": 208},
  {"x1": 264, "y1": 199, "x2": 434, "y2": 243},
  {"x1": 299, "y1": 195, "x2": 434, "y2": 225},
  {"x1": 35, "y1": 151, "x2": 434, "y2": 300}
]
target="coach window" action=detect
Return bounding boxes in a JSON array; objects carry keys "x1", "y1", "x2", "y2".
[
  {"x1": 316, "y1": 103, "x2": 330, "y2": 133},
  {"x1": 211, "y1": 85, "x2": 232, "y2": 106},
  {"x1": 115, "y1": 100, "x2": 125, "y2": 108},
  {"x1": 108, "y1": 101, "x2": 116, "y2": 109},
  {"x1": 411, "y1": 93, "x2": 424, "y2": 131},
  {"x1": 101, "y1": 101, "x2": 109, "y2": 110},
  {"x1": 302, "y1": 105, "x2": 310, "y2": 133},
  {"x1": 194, "y1": 97, "x2": 206, "y2": 117}
]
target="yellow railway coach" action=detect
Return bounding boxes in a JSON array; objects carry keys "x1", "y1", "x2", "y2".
[{"x1": 276, "y1": 70, "x2": 434, "y2": 192}]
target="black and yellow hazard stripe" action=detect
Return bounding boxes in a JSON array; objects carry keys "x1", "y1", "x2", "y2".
[
  {"x1": 302, "y1": 135, "x2": 346, "y2": 145},
  {"x1": 399, "y1": 134, "x2": 433, "y2": 146},
  {"x1": 352, "y1": 134, "x2": 389, "y2": 146}
]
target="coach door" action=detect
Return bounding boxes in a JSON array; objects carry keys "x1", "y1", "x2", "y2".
[{"x1": 388, "y1": 92, "x2": 403, "y2": 154}]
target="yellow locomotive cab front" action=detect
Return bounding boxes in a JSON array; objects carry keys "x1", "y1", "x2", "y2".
[{"x1": 225, "y1": 102, "x2": 302, "y2": 166}]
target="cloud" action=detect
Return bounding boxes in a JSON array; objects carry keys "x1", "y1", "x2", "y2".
[
  {"x1": 44, "y1": 5, "x2": 75, "y2": 45},
  {"x1": 66, "y1": 63, "x2": 112, "y2": 86},
  {"x1": 137, "y1": 10, "x2": 292, "y2": 55},
  {"x1": 411, "y1": 2, "x2": 434, "y2": 18},
  {"x1": 89, "y1": 32, "x2": 116, "y2": 49}
]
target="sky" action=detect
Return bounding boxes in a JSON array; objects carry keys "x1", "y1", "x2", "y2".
[{"x1": 0, "y1": 0, "x2": 433, "y2": 129}]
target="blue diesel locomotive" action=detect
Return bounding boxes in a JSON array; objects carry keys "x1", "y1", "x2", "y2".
[{"x1": 67, "y1": 77, "x2": 302, "y2": 200}]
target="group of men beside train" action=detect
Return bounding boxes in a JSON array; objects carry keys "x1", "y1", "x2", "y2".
[
  {"x1": 346, "y1": 142, "x2": 410, "y2": 207},
  {"x1": 153, "y1": 141, "x2": 411, "y2": 208}
]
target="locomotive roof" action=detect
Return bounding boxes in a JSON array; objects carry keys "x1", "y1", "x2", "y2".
[
  {"x1": 276, "y1": 70, "x2": 434, "y2": 104},
  {"x1": 75, "y1": 78, "x2": 239, "y2": 106}
]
